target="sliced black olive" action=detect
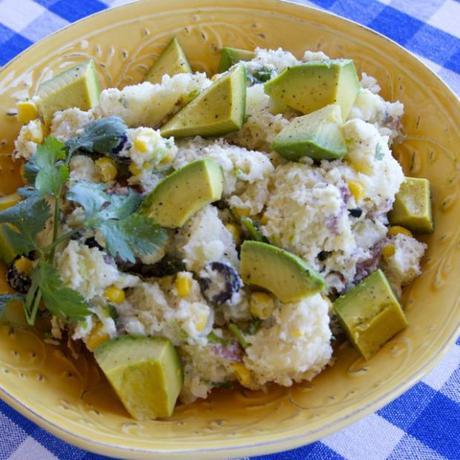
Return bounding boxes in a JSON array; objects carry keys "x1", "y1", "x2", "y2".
[
  {"x1": 117, "y1": 255, "x2": 185, "y2": 278},
  {"x1": 84, "y1": 237, "x2": 103, "y2": 250},
  {"x1": 317, "y1": 250, "x2": 332, "y2": 262},
  {"x1": 348, "y1": 208, "x2": 363, "y2": 218},
  {"x1": 7, "y1": 259, "x2": 32, "y2": 294},
  {"x1": 110, "y1": 133, "x2": 129, "y2": 155},
  {"x1": 212, "y1": 199, "x2": 228, "y2": 210},
  {"x1": 199, "y1": 261, "x2": 242, "y2": 305}
]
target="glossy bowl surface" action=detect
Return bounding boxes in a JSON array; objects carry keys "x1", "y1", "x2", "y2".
[{"x1": 0, "y1": 0, "x2": 459, "y2": 458}]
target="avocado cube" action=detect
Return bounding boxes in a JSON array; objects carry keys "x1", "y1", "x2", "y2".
[
  {"x1": 36, "y1": 60, "x2": 101, "y2": 122},
  {"x1": 218, "y1": 47, "x2": 255, "y2": 73},
  {"x1": 240, "y1": 241, "x2": 325, "y2": 303},
  {"x1": 145, "y1": 37, "x2": 192, "y2": 84},
  {"x1": 333, "y1": 270, "x2": 408, "y2": 360},
  {"x1": 272, "y1": 104, "x2": 347, "y2": 161},
  {"x1": 94, "y1": 336, "x2": 183, "y2": 420},
  {"x1": 264, "y1": 59, "x2": 360, "y2": 119},
  {"x1": 142, "y1": 159, "x2": 223, "y2": 228},
  {"x1": 389, "y1": 177, "x2": 433, "y2": 233},
  {"x1": 160, "y1": 64, "x2": 246, "y2": 138}
]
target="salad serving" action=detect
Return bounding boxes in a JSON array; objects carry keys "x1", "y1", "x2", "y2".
[{"x1": 0, "y1": 37, "x2": 433, "y2": 420}]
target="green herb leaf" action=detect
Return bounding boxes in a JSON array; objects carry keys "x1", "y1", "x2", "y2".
[
  {"x1": 36, "y1": 261, "x2": 89, "y2": 321},
  {"x1": 28, "y1": 137, "x2": 69, "y2": 196},
  {"x1": 228, "y1": 323, "x2": 248, "y2": 348},
  {"x1": 100, "y1": 213, "x2": 168, "y2": 263},
  {"x1": 0, "y1": 195, "x2": 50, "y2": 255},
  {"x1": 66, "y1": 116, "x2": 128, "y2": 155},
  {"x1": 67, "y1": 181, "x2": 167, "y2": 263}
]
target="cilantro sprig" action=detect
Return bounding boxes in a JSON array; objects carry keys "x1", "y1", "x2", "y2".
[
  {"x1": 0, "y1": 116, "x2": 163, "y2": 326},
  {"x1": 67, "y1": 182, "x2": 167, "y2": 263}
]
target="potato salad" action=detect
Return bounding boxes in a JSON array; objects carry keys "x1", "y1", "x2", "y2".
[{"x1": 1, "y1": 38, "x2": 432, "y2": 420}]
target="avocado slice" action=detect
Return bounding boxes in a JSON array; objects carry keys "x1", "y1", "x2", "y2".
[
  {"x1": 240, "y1": 241, "x2": 325, "y2": 302},
  {"x1": 142, "y1": 159, "x2": 223, "y2": 228},
  {"x1": 389, "y1": 177, "x2": 433, "y2": 233},
  {"x1": 160, "y1": 64, "x2": 246, "y2": 138},
  {"x1": 36, "y1": 60, "x2": 101, "y2": 122},
  {"x1": 272, "y1": 104, "x2": 347, "y2": 161},
  {"x1": 218, "y1": 47, "x2": 255, "y2": 73},
  {"x1": 264, "y1": 60, "x2": 360, "y2": 119},
  {"x1": 333, "y1": 269, "x2": 408, "y2": 360},
  {"x1": 94, "y1": 335, "x2": 183, "y2": 420},
  {"x1": 145, "y1": 37, "x2": 192, "y2": 84}
]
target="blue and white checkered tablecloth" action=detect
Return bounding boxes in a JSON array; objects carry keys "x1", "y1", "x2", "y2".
[{"x1": 0, "y1": 0, "x2": 459, "y2": 459}]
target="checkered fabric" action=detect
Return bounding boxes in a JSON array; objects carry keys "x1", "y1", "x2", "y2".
[{"x1": 0, "y1": 0, "x2": 458, "y2": 459}]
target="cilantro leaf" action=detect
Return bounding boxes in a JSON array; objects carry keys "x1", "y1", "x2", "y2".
[
  {"x1": 66, "y1": 116, "x2": 128, "y2": 156},
  {"x1": 67, "y1": 181, "x2": 167, "y2": 262},
  {"x1": 36, "y1": 261, "x2": 89, "y2": 321},
  {"x1": 0, "y1": 195, "x2": 50, "y2": 255},
  {"x1": 100, "y1": 213, "x2": 168, "y2": 262},
  {"x1": 31, "y1": 137, "x2": 69, "y2": 197}
]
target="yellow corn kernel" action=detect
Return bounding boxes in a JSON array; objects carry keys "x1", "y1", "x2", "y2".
[
  {"x1": 195, "y1": 312, "x2": 209, "y2": 332},
  {"x1": 233, "y1": 207, "x2": 250, "y2": 218},
  {"x1": 382, "y1": 244, "x2": 396, "y2": 259},
  {"x1": 16, "y1": 100, "x2": 39, "y2": 124},
  {"x1": 291, "y1": 327, "x2": 304, "y2": 339},
  {"x1": 14, "y1": 256, "x2": 34, "y2": 275},
  {"x1": 86, "y1": 322, "x2": 110, "y2": 351},
  {"x1": 260, "y1": 214, "x2": 269, "y2": 225},
  {"x1": 175, "y1": 273, "x2": 192, "y2": 298},
  {"x1": 250, "y1": 291, "x2": 275, "y2": 320},
  {"x1": 129, "y1": 162, "x2": 142, "y2": 176},
  {"x1": 95, "y1": 157, "x2": 117, "y2": 182},
  {"x1": 388, "y1": 226, "x2": 413, "y2": 238},
  {"x1": 230, "y1": 362, "x2": 253, "y2": 388},
  {"x1": 0, "y1": 193, "x2": 21, "y2": 211},
  {"x1": 225, "y1": 223, "x2": 241, "y2": 244},
  {"x1": 348, "y1": 180, "x2": 364, "y2": 202},
  {"x1": 104, "y1": 286, "x2": 126, "y2": 304},
  {"x1": 133, "y1": 137, "x2": 149, "y2": 153},
  {"x1": 160, "y1": 151, "x2": 175, "y2": 165},
  {"x1": 349, "y1": 159, "x2": 371, "y2": 175}
]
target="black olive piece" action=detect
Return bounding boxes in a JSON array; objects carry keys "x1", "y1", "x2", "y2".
[
  {"x1": 199, "y1": 261, "x2": 242, "y2": 305},
  {"x1": 212, "y1": 200, "x2": 228, "y2": 210},
  {"x1": 317, "y1": 250, "x2": 332, "y2": 262},
  {"x1": 110, "y1": 133, "x2": 129, "y2": 155},
  {"x1": 117, "y1": 255, "x2": 186, "y2": 278},
  {"x1": 7, "y1": 260, "x2": 32, "y2": 294},
  {"x1": 348, "y1": 208, "x2": 363, "y2": 218},
  {"x1": 84, "y1": 237, "x2": 104, "y2": 250}
]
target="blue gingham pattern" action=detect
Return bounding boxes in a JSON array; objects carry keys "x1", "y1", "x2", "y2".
[{"x1": 0, "y1": 0, "x2": 459, "y2": 458}]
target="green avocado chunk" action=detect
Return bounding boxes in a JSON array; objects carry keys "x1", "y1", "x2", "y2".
[
  {"x1": 272, "y1": 104, "x2": 347, "y2": 161},
  {"x1": 142, "y1": 159, "x2": 223, "y2": 228},
  {"x1": 333, "y1": 270, "x2": 408, "y2": 360},
  {"x1": 389, "y1": 177, "x2": 433, "y2": 233},
  {"x1": 264, "y1": 59, "x2": 360, "y2": 119},
  {"x1": 218, "y1": 47, "x2": 255, "y2": 73},
  {"x1": 145, "y1": 37, "x2": 192, "y2": 84},
  {"x1": 240, "y1": 241, "x2": 325, "y2": 302},
  {"x1": 94, "y1": 335, "x2": 183, "y2": 420},
  {"x1": 160, "y1": 64, "x2": 246, "y2": 138},
  {"x1": 36, "y1": 60, "x2": 101, "y2": 122},
  {"x1": 0, "y1": 224, "x2": 19, "y2": 264}
]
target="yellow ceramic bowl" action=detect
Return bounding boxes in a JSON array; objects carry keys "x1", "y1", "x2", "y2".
[{"x1": 0, "y1": 0, "x2": 459, "y2": 458}]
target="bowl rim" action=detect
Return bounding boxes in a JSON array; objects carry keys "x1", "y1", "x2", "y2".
[{"x1": 0, "y1": 0, "x2": 459, "y2": 457}]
